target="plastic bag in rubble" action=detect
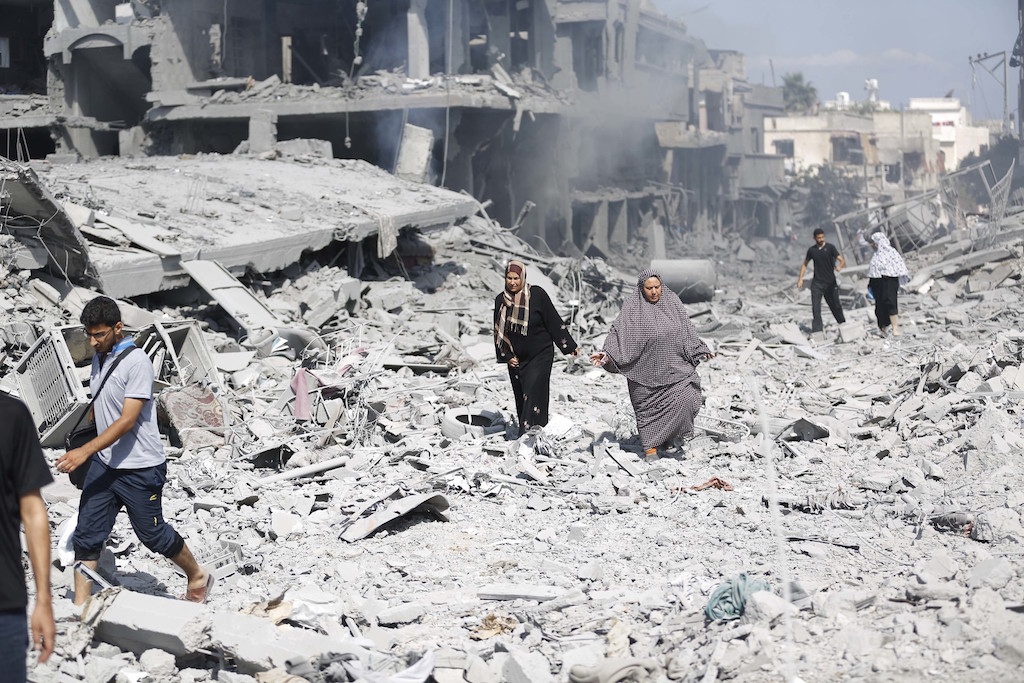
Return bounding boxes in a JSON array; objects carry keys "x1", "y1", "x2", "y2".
[
  {"x1": 342, "y1": 650, "x2": 435, "y2": 683},
  {"x1": 56, "y1": 510, "x2": 79, "y2": 568}
]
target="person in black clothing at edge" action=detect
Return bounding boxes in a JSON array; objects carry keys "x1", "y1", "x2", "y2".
[
  {"x1": 494, "y1": 260, "x2": 579, "y2": 436},
  {"x1": 797, "y1": 227, "x2": 847, "y2": 334},
  {"x1": 0, "y1": 394, "x2": 55, "y2": 681}
]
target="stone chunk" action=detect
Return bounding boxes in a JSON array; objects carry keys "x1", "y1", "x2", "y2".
[
  {"x1": 139, "y1": 648, "x2": 178, "y2": 677},
  {"x1": 905, "y1": 580, "x2": 964, "y2": 602},
  {"x1": 923, "y1": 551, "x2": 959, "y2": 580},
  {"x1": 743, "y1": 591, "x2": 797, "y2": 625},
  {"x1": 270, "y1": 510, "x2": 302, "y2": 539},
  {"x1": 95, "y1": 590, "x2": 209, "y2": 656},
  {"x1": 83, "y1": 656, "x2": 124, "y2": 683},
  {"x1": 969, "y1": 558, "x2": 1015, "y2": 590},
  {"x1": 838, "y1": 321, "x2": 865, "y2": 343},
  {"x1": 377, "y1": 602, "x2": 425, "y2": 626},
  {"x1": 503, "y1": 650, "x2": 553, "y2": 683},
  {"x1": 478, "y1": 583, "x2": 560, "y2": 601}
]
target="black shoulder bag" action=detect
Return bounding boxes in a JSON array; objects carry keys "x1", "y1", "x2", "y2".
[{"x1": 64, "y1": 347, "x2": 136, "y2": 489}]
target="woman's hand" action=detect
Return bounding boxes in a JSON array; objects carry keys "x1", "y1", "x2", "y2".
[
  {"x1": 509, "y1": 356, "x2": 520, "y2": 369},
  {"x1": 590, "y1": 351, "x2": 609, "y2": 367}
]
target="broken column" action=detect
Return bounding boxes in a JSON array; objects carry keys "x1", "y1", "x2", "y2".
[
  {"x1": 407, "y1": 0, "x2": 430, "y2": 80},
  {"x1": 248, "y1": 109, "x2": 278, "y2": 154}
]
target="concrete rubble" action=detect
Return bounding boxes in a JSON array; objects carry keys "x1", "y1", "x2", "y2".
[{"x1": 2, "y1": 152, "x2": 1024, "y2": 681}]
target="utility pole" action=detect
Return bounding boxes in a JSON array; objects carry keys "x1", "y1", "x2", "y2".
[
  {"x1": 1014, "y1": 0, "x2": 1024, "y2": 139},
  {"x1": 969, "y1": 51, "x2": 1010, "y2": 134}
]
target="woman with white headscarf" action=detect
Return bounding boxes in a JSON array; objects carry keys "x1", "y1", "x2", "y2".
[
  {"x1": 591, "y1": 268, "x2": 713, "y2": 459},
  {"x1": 494, "y1": 260, "x2": 579, "y2": 436},
  {"x1": 867, "y1": 232, "x2": 910, "y2": 337}
]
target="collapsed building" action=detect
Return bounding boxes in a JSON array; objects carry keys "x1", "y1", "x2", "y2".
[
  {"x1": 6, "y1": 5, "x2": 1024, "y2": 683},
  {"x1": 1, "y1": 0, "x2": 793, "y2": 251}
]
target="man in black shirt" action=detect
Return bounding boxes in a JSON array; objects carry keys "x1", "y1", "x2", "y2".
[
  {"x1": 0, "y1": 394, "x2": 55, "y2": 678},
  {"x1": 797, "y1": 228, "x2": 847, "y2": 333}
]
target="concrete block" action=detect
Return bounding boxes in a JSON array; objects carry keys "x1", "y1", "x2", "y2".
[
  {"x1": 217, "y1": 672, "x2": 258, "y2": 683},
  {"x1": 578, "y1": 560, "x2": 603, "y2": 581},
  {"x1": 248, "y1": 109, "x2": 278, "y2": 154},
  {"x1": 270, "y1": 510, "x2": 302, "y2": 539},
  {"x1": 1001, "y1": 364, "x2": 1024, "y2": 390},
  {"x1": 118, "y1": 126, "x2": 146, "y2": 157},
  {"x1": 744, "y1": 590, "x2": 797, "y2": 625},
  {"x1": 62, "y1": 201, "x2": 94, "y2": 228},
  {"x1": 838, "y1": 321, "x2": 865, "y2": 343},
  {"x1": 736, "y1": 243, "x2": 757, "y2": 262},
  {"x1": 274, "y1": 138, "x2": 333, "y2": 159},
  {"x1": 503, "y1": 650, "x2": 553, "y2": 683},
  {"x1": 976, "y1": 376, "x2": 1005, "y2": 394},
  {"x1": 376, "y1": 602, "x2": 425, "y2": 626},
  {"x1": 969, "y1": 558, "x2": 1015, "y2": 590},
  {"x1": 209, "y1": 610, "x2": 367, "y2": 674},
  {"x1": 95, "y1": 590, "x2": 209, "y2": 657},
  {"x1": 83, "y1": 655, "x2": 124, "y2": 683},
  {"x1": 478, "y1": 583, "x2": 561, "y2": 601},
  {"x1": 560, "y1": 645, "x2": 602, "y2": 675},
  {"x1": 466, "y1": 652, "x2": 496, "y2": 683},
  {"x1": 395, "y1": 124, "x2": 434, "y2": 183},
  {"x1": 923, "y1": 551, "x2": 959, "y2": 580},
  {"x1": 139, "y1": 648, "x2": 177, "y2": 677},
  {"x1": 434, "y1": 669, "x2": 465, "y2": 683},
  {"x1": 45, "y1": 152, "x2": 80, "y2": 164}
]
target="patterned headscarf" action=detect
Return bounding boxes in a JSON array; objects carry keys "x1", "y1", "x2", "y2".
[
  {"x1": 867, "y1": 232, "x2": 910, "y2": 285},
  {"x1": 494, "y1": 260, "x2": 531, "y2": 354},
  {"x1": 602, "y1": 268, "x2": 710, "y2": 387}
]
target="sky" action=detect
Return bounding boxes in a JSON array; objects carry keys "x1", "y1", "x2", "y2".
[{"x1": 659, "y1": 0, "x2": 1019, "y2": 124}]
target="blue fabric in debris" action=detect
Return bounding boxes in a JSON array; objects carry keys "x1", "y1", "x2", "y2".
[{"x1": 705, "y1": 573, "x2": 771, "y2": 621}]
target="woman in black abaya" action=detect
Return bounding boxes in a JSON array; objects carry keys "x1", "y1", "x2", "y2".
[{"x1": 494, "y1": 260, "x2": 579, "y2": 435}]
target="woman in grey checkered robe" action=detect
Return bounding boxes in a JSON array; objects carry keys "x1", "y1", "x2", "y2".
[{"x1": 592, "y1": 268, "x2": 713, "y2": 454}]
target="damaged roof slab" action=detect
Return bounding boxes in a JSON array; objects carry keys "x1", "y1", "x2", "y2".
[
  {"x1": 146, "y1": 78, "x2": 566, "y2": 124},
  {"x1": 4, "y1": 155, "x2": 478, "y2": 297}
]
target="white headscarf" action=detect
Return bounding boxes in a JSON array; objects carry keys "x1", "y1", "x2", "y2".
[{"x1": 867, "y1": 232, "x2": 910, "y2": 285}]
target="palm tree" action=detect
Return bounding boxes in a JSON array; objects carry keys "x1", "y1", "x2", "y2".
[{"x1": 783, "y1": 72, "x2": 818, "y2": 114}]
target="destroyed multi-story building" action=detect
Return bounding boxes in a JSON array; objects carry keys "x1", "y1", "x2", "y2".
[{"x1": 1, "y1": 0, "x2": 787, "y2": 254}]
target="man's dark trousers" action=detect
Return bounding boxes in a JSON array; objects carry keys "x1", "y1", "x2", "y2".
[{"x1": 810, "y1": 281, "x2": 845, "y2": 332}]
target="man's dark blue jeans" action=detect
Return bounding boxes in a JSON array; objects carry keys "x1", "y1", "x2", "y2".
[{"x1": 0, "y1": 608, "x2": 28, "y2": 682}]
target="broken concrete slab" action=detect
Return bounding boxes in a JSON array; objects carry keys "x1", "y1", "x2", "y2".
[
  {"x1": 13, "y1": 155, "x2": 478, "y2": 296},
  {"x1": 93, "y1": 590, "x2": 209, "y2": 657},
  {"x1": 0, "y1": 157, "x2": 93, "y2": 281},
  {"x1": 477, "y1": 584, "x2": 561, "y2": 601},
  {"x1": 504, "y1": 650, "x2": 553, "y2": 683},
  {"x1": 340, "y1": 492, "x2": 450, "y2": 542}
]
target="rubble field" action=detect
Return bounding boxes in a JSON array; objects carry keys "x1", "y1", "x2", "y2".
[{"x1": 4, "y1": 183, "x2": 1024, "y2": 683}]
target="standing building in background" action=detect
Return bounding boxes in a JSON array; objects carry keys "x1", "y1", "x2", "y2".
[{"x1": 906, "y1": 97, "x2": 992, "y2": 172}]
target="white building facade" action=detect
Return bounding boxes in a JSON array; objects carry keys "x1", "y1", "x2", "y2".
[{"x1": 907, "y1": 98, "x2": 991, "y2": 171}]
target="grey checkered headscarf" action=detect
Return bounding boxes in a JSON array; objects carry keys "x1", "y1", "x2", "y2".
[{"x1": 602, "y1": 268, "x2": 710, "y2": 387}]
